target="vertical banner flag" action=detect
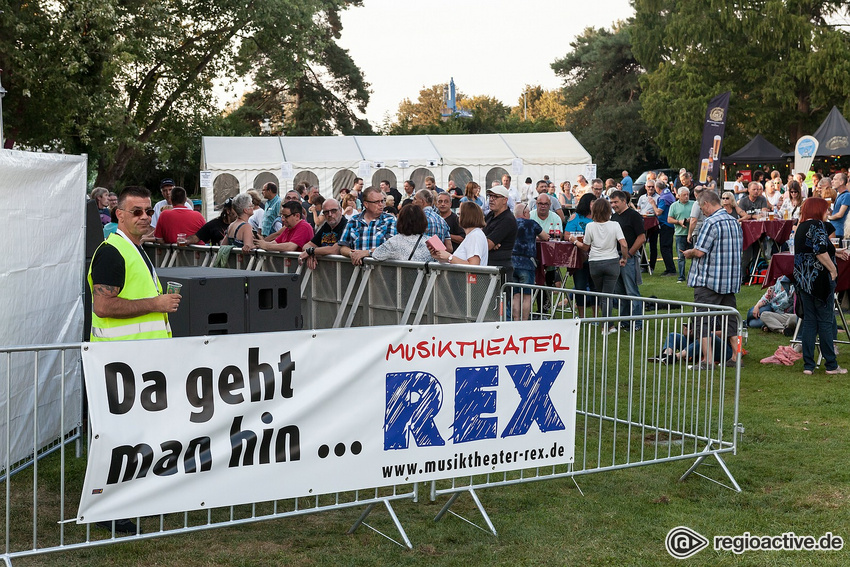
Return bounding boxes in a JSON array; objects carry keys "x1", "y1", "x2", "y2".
[
  {"x1": 77, "y1": 321, "x2": 579, "y2": 523},
  {"x1": 697, "y1": 92, "x2": 731, "y2": 184},
  {"x1": 793, "y1": 135, "x2": 819, "y2": 178}
]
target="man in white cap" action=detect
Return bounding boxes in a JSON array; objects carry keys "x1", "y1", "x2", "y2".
[{"x1": 484, "y1": 185, "x2": 517, "y2": 284}]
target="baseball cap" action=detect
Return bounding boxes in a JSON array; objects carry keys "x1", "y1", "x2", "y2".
[
  {"x1": 486, "y1": 186, "x2": 509, "y2": 198},
  {"x1": 160, "y1": 178, "x2": 175, "y2": 188}
]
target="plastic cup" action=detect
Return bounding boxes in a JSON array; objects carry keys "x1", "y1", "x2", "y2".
[
  {"x1": 177, "y1": 233, "x2": 188, "y2": 247},
  {"x1": 166, "y1": 281, "x2": 183, "y2": 295}
]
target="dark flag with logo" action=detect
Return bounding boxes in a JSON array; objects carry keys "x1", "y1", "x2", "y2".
[{"x1": 697, "y1": 91, "x2": 731, "y2": 184}]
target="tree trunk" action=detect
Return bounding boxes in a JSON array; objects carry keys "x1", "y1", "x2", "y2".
[{"x1": 93, "y1": 143, "x2": 137, "y2": 189}]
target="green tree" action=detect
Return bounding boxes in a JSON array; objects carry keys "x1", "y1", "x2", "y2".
[
  {"x1": 631, "y1": 0, "x2": 850, "y2": 167},
  {"x1": 390, "y1": 83, "x2": 560, "y2": 135},
  {"x1": 510, "y1": 85, "x2": 569, "y2": 128},
  {"x1": 0, "y1": 0, "x2": 369, "y2": 188},
  {"x1": 552, "y1": 24, "x2": 663, "y2": 178}
]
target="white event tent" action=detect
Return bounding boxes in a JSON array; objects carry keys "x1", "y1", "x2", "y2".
[{"x1": 200, "y1": 131, "x2": 592, "y2": 216}]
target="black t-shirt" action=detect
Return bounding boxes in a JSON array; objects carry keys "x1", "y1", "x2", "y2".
[
  {"x1": 194, "y1": 217, "x2": 228, "y2": 246},
  {"x1": 442, "y1": 211, "x2": 465, "y2": 241},
  {"x1": 311, "y1": 217, "x2": 348, "y2": 247},
  {"x1": 449, "y1": 188, "x2": 463, "y2": 209},
  {"x1": 484, "y1": 210, "x2": 518, "y2": 267},
  {"x1": 90, "y1": 241, "x2": 155, "y2": 289},
  {"x1": 612, "y1": 208, "x2": 646, "y2": 249}
]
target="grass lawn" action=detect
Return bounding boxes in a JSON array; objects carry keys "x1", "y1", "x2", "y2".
[{"x1": 9, "y1": 267, "x2": 850, "y2": 566}]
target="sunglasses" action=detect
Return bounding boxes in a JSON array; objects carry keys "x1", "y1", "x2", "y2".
[{"x1": 123, "y1": 207, "x2": 155, "y2": 217}]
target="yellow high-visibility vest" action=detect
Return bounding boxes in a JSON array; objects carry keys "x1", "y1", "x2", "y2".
[{"x1": 87, "y1": 233, "x2": 170, "y2": 341}]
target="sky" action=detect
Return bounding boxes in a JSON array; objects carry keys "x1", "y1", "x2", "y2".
[{"x1": 337, "y1": 0, "x2": 635, "y2": 127}]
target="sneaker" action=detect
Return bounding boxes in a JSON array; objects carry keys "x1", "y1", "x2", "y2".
[
  {"x1": 825, "y1": 366, "x2": 848, "y2": 375},
  {"x1": 692, "y1": 361, "x2": 715, "y2": 370},
  {"x1": 725, "y1": 358, "x2": 743, "y2": 368},
  {"x1": 647, "y1": 356, "x2": 662, "y2": 363},
  {"x1": 604, "y1": 326, "x2": 619, "y2": 335},
  {"x1": 676, "y1": 279, "x2": 685, "y2": 283},
  {"x1": 95, "y1": 518, "x2": 139, "y2": 534},
  {"x1": 660, "y1": 272, "x2": 676, "y2": 277},
  {"x1": 783, "y1": 326, "x2": 795, "y2": 337}
]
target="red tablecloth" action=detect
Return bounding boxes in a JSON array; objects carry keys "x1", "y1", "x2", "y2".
[
  {"x1": 763, "y1": 252, "x2": 850, "y2": 292},
  {"x1": 741, "y1": 220, "x2": 795, "y2": 249},
  {"x1": 535, "y1": 240, "x2": 585, "y2": 285},
  {"x1": 643, "y1": 216, "x2": 659, "y2": 232}
]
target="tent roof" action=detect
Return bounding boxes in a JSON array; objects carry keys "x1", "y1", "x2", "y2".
[
  {"x1": 722, "y1": 134, "x2": 786, "y2": 164},
  {"x1": 355, "y1": 135, "x2": 440, "y2": 164},
  {"x1": 501, "y1": 131, "x2": 592, "y2": 164},
  {"x1": 811, "y1": 106, "x2": 850, "y2": 156},
  {"x1": 201, "y1": 132, "x2": 592, "y2": 170},
  {"x1": 279, "y1": 136, "x2": 362, "y2": 167},
  {"x1": 202, "y1": 136, "x2": 284, "y2": 170},
  {"x1": 429, "y1": 134, "x2": 516, "y2": 166}
]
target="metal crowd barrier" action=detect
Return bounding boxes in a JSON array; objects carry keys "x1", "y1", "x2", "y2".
[
  {"x1": 1, "y1": 263, "x2": 744, "y2": 560},
  {"x1": 0, "y1": 343, "x2": 418, "y2": 563},
  {"x1": 430, "y1": 283, "x2": 742, "y2": 535},
  {"x1": 144, "y1": 243, "x2": 503, "y2": 329}
]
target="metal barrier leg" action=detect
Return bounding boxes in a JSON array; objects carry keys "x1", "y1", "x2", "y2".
[
  {"x1": 433, "y1": 488, "x2": 497, "y2": 537},
  {"x1": 347, "y1": 500, "x2": 413, "y2": 549},
  {"x1": 679, "y1": 445, "x2": 742, "y2": 493}
]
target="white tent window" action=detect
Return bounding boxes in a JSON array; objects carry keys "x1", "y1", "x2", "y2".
[
  {"x1": 449, "y1": 167, "x2": 473, "y2": 189},
  {"x1": 214, "y1": 173, "x2": 240, "y2": 207},
  {"x1": 486, "y1": 167, "x2": 509, "y2": 188},
  {"x1": 371, "y1": 168, "x2": 397, "y2": 191},
  {"x1": 294, "y1": 171, "x2": 319, "y2": 190},
  {"x1": 333, "y1": 169, "x2": 357, "y2": 196},
  {"x1": 253, "y1": 172, "x2": 279, "y2": 191},
  {"x1": 411, "y1": 168, "x2": 434, "y2": 191}
]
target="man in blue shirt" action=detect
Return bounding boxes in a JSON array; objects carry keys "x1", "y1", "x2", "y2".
[
  {"x1": 651, "y1": 180, "x2": 677, "y2": 275},
  {"x1": 339, "y1": 187, "x2": 398, "y2": 265},
  {"x1": 511, "y1": 203, "x2": 547, "y2": 320},
  {"x1": 261, "y1": 182, "x2": 280, "y2": 238},
  {"x1": 683, "y1": 191, "x2": 743, "y2": 369},
  {"x1": 621, "y1": 170, "x2": 633, "y2": 195},
  {"x1": 827, "y1": 173, "x2": 850, "y2": 238}
]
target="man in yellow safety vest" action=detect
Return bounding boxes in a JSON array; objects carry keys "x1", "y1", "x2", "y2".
[{"x1": 88, "y1": 186, "x2": 181, "y2": 341}]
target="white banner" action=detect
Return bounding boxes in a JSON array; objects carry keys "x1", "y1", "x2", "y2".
[
  {"x1": 78, "y1": 320, "x2": 579, "y2": 523},
  {"x1": 794, "y1": 135, "x2": 819, "y2": 177},
  {"x1": 0, "y1": 149, "x2": 85, "y2": 468}
]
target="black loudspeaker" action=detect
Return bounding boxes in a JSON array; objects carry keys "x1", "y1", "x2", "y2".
[
  {"x1": 244, "y1": 272, "x2": 302, "y2": 333},
  {"x1": 83, "y1": 199, "x2": 106, "y2": 340},
  {"x1": 157, "y1": 267, "x2": 302, "y2": 337}
]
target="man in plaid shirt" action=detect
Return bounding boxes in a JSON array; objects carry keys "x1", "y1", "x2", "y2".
[
  {"x1": 683, "y1": 190, "x2": 743, "y2": 368},
  {"x1": 412, "y1": 189, "x2": 453, "y2": 251},
  {"x1": 340, "y1": 187, "x2": 398, "y2": 265}
]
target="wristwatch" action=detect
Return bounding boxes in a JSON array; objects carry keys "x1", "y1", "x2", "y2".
[
  {"x1": 447, "y1": 254, "x2": 454, "y2": 263},
  {"x1": 306, "y1": 247, "x2": 315, "y2": 256}
]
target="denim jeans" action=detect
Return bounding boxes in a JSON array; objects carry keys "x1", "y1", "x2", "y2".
[
  {"x1": 799, "y1": 286, "x2": 838, "y2": 371},
  {"x1": 746, "y1": 303, "x2": 775, "y2": 328},
  {"x1": 675, "y1": 234, "x2": 691, "y2": 280},
  {"x1": 614, "y1": 254, "x2": 643, "y2": 323}
]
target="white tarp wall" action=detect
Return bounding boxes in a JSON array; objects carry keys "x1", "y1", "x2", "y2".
[
  {"x1": 200, "y1": 132, "x2": 592, "y2": 216},
  {"x1": 0, "y1": 149, "x2": 85, "y2": 469}
]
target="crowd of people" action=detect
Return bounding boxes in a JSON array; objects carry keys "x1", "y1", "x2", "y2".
[{"x1": 87, "y1": 166, "x2": 850, "y2": 374}]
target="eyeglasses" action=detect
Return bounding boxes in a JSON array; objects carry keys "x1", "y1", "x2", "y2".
[
  {"x1": 123, "y1": 207, "x2": 155, "y2": 217},
  {"x1": 281, "y1": 213, "x2": 293, "y2": 219},
  {"x1": 285, "y1": 196, "x2": 300, "y2": 202},
  {"x1": 487, "y1": 194, "x2": 505, "y2": 200},
  {"x1": 323, "y1": 207, "x2": 340, "y2": 213},
  {"x1": 366, "y1": 199, "x2": 385, "y2": 205}
]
